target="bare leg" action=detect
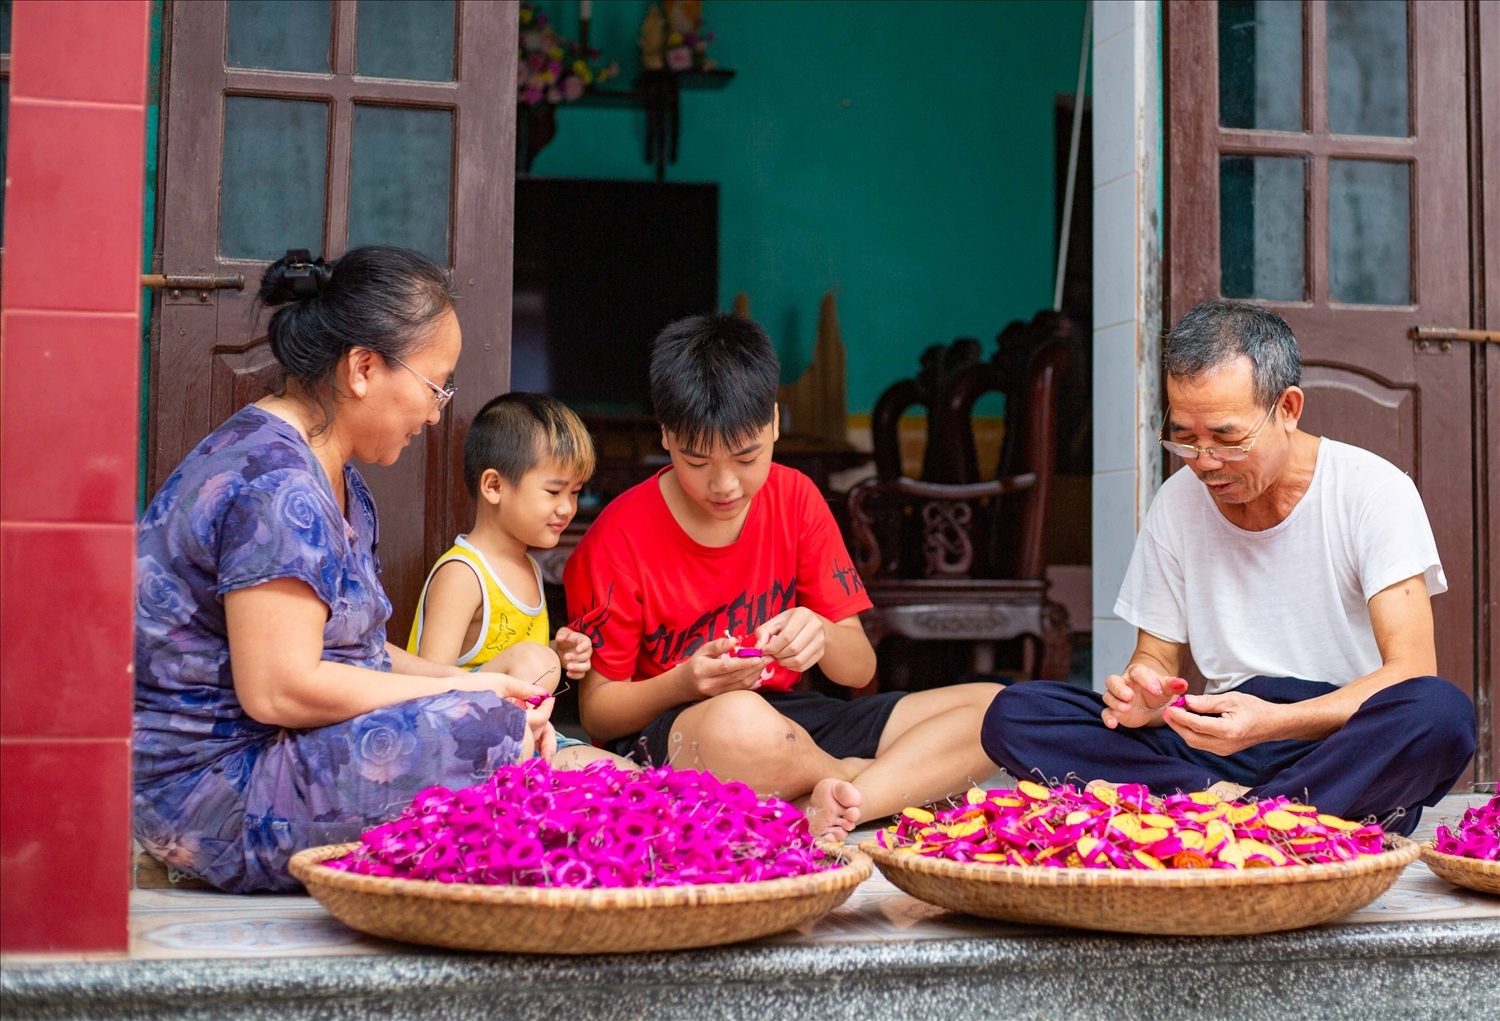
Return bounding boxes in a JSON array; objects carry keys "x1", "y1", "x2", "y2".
[
  {"x1": 554, "y1": 744, "x2": 636, "y2": 771},
  {"x1": 847, "y1": 683, "x2": 1003, "y2": 819},
  {"x1": 665, "y1": 690, "x2": 861, "y2": 795}
]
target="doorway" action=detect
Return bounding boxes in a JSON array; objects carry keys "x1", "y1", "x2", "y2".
[
  {"x1": 147, "y1": 0, "x2": 519, "y2": 639},
  {"x1": 1166, "y1": 0, "x2": 1497, "y2": 780}
]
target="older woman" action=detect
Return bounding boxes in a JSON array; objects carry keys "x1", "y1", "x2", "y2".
[{"x1": 134, "y1": 246, "x2": 552, "y2": 893}]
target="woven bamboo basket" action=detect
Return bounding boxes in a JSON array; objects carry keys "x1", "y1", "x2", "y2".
[
  {"x1": 288, "y1": 842, "x2": 872, "y2": 953},
  {"x1": 859, "y1": 835, "x2": 1417, "y2": 935},
  {"x1": 1419, "y1": 842, "x2": 1500, "y2": 895}
]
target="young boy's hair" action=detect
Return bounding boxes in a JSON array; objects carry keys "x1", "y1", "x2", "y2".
[
  {"x1": 649, "y1": 312, "x2": 780, "y2": 452},
  {"x1": 463, "y1": 392, "x2": 596, "y2": 498}
]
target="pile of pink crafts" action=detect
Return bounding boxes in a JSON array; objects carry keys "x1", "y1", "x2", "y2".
[
  {"x1": 878, "y1": 781, "x2": 1386, "y2": 869},
  {"x1": 325, "y1": 759, "x2": 833, "y2": 888},
  {"x1": 1433, "y1": 794, "x2": 1500, "y2": 861}
]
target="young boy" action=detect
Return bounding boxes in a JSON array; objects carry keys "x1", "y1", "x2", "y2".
[
  {"x1": 409, "y1": 392, "x2": 626, "y2": 769},
  {"x1": 564, "y1": 314, "x2": 1001, "y2": 837}
]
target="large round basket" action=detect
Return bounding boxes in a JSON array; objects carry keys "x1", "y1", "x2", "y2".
[
  {"x1": 858, "y1": 835, "x2": 1417, "y2": 935},
  {"x1": 1419, "y1": 842, "x2": 1500, "y2": 895},
  {"x1": 288, "y1": 843, "x2": 872, "y2": 954}
]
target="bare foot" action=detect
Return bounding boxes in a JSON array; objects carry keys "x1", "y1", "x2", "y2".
[{"x1": 803, "y1": 778, "x2": 862, "y2": 841}]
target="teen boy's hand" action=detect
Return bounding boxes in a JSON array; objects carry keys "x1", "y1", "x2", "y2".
[
  {"x1": 553, "y1": 627, "x2": 593, "y2": 680},
  {"x1": 679, "y1": 636, "x2": 767, "y2": 699},
  {"x1": 753, "y1": 608, "x2": 827, "y2": 673}
]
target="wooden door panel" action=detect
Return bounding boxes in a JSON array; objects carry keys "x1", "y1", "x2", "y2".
[
  {"x1": 1298, "y1": 362, "x2": 1418, "y2": 479},
  {"x1": 152, "y1": 0, "x2": 517, "y2": 642}
]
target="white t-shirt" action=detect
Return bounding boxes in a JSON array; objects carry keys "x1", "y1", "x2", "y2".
[{"x1": 1114, "y1": 438, "x2": 1445, "y2": 694}]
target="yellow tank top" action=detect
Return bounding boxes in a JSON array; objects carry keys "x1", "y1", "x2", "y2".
[{"x1": 407, "y1": 536, "x2": 550, "y2": 668}]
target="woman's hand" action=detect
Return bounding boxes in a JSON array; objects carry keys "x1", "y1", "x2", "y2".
[
  {"x1": 470, "y1": 669, "x2": 552, "y2": 705},
  {"x1": 553, "y1": 626, "x2": 594, "y2": 680}
]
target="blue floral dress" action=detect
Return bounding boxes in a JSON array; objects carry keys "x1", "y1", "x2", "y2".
[{"x1": 134, "y1": 406, "x2": 526, "y2": 893}]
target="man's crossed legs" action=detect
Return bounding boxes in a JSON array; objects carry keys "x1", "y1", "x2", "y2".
[{"x1": 981, "y1": 675, "x2": 1476, "y2": 835}]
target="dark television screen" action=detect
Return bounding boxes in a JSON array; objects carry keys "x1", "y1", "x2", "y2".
[{"x1": 511, "y1": 178, "x2": 719, "y2": 414}]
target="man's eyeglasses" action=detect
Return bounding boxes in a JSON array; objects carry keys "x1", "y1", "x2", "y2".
[
  {"x1": 1159, "y1": 399, "x2": 1279, "y2": 462},
  {"x1": 391, "y1": 357, "x2": 456, "y2": 412}
]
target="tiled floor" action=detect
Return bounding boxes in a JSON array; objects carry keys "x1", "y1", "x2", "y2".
[{"x1": 112, "y1": 792, "x2": 1497, "y2": 961}]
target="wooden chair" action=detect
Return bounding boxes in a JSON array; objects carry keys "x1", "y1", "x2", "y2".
[
  {"x1": 869, "y1": 338, "x2": 984, "y2": 482},
  {"x1": 848, "y1": 318, "x2": 1076, "y2": 686}
]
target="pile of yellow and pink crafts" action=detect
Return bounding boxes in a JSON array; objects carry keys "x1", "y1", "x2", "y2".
[{"x1": 876, "y1": 780, "x2": 1386, "y2": 870}]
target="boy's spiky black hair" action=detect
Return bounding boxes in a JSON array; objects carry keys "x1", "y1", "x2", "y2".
[{"x1": 649, "y1": 313, "x2": 780, "y2": 452}]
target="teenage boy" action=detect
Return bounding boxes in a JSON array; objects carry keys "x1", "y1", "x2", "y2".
[{"x1": 564, "y1": 314, "x2": 1000, "y2": 838}]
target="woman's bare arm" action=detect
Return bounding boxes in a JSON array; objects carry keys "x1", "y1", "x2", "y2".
[{"x1": 226, "y1": 577, "x2": 548, "y2": 729}]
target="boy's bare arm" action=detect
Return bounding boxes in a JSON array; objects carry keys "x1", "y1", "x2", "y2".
[
  {"x1": 413, "y1": 560, "x2": 485, "y2": 664},
  {"x1": 578, "y1": 637, "x2": 766, "y2": 741}
]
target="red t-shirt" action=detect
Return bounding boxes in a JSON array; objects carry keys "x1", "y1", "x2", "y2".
[{"x1": 564, "y1": 464, "x2": 873, "y2": 692}]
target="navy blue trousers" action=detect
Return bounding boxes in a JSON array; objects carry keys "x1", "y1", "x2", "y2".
[{"x1": 980, "y1": 676, "x2": 1476, "y2": 836}]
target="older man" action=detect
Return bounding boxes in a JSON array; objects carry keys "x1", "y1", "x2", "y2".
[{"x1": 982, "y1": 300, "x2": 1475, "y2": 834}]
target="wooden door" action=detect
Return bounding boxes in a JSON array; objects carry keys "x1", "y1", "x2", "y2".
[
  {"x1": 1476, "y1": 0, "x2": 1499, "y2": 785},
  {"x1": 1167, "y1": 1, "x2": 1492, "y2": 778},
  {"x1": 150, "y1": 0, "x2": 518, "y2": 640}
]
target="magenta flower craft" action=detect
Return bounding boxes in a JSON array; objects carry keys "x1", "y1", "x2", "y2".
[{"x1": 325, "y1": 759, "x2": 835, "y2": 888}]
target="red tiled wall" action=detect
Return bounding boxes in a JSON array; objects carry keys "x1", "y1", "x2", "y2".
[{"x1": 1, "y1": 0, "x2": 151, "y2": 954}]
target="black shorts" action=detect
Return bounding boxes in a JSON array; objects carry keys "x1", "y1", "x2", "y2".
[{"x1": 608, "y1": 689, "x2": 907, "y2": 768}]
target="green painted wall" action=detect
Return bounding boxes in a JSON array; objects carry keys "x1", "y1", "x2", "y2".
[{"x1": 530, "y1": 0, "x2": 1089, "y2": 413}]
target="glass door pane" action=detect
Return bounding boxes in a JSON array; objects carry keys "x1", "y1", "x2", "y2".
[
  {"x1": 1327, "y1": 0, "x2": 1409, "y2": 136},
  {"x1": 1329, "y1": 159, "x2": 1411, "y2": 304},
  {"x1": 356, "y1": 0, "x2": 456, "y2": 82},
  {"x1": 347, "y1": 104, "x2": 453, "y2": 261},
  {"x1": 220, "y1": 96, "x2": 329, "y2": 260},
  {"x1": 227, "y1": 0, "x2": 333, "y2": 73},
  {"x1": 1219, "y1": 155, "x2": 1306, "y2": 300},
  {"x1": 1218, "y1": 0, "x2": 1303, "y2": 131}
]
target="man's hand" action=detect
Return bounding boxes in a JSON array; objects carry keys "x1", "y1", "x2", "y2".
[
  {"x1": 1163, "y1": 691, "x2": 1282, "y2": 756},
  {"x1": 678, "y1": 637, "x2": 767, "y2": 700},
  {"x1": 753, "y1": 608, "x2": 827, "y2": 673},
  {"x1": 553, "y1": 626, "x2": 593, "y2": 680},
  {"x1": 1102, "y1": 664, "x2": 1188, "y2": 729}
]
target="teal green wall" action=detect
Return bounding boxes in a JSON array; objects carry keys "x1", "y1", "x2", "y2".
[{"x1": 531, "y1": 0, "x2": 1088, "y2": 414}]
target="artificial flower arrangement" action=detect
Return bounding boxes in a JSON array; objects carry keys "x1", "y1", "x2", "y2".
[
  {"x1": 518, "y1": 2, "x2": 619, "y2": 106},
  {"x1": 877, "y1": 780, "x2": 1387, "y2": 870},
  {"x1": 327, "y1": 759, "x2": 835, "y2": 888},
  {"x1": 640, "y1": 1, "x2": 717, "y2": 73},
  {"x1": 1433, "y1": 794, "x2": 1500, "y2": 861}
]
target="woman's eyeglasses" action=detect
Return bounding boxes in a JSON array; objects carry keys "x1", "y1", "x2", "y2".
[
  {"x1": 391, "y1": 357, "x2": 456, "y2": 411},
  {"x1": 1159, "y1": 399, "x2": 1279, "y2": 462}
]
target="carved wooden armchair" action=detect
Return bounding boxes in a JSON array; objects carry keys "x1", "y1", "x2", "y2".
[
  {"x1": 870, "y1": 337, "x2": 984, "y2": 482},
  {"x1": 848, "y1": 323, "x2": 1075, "y2": 686}
]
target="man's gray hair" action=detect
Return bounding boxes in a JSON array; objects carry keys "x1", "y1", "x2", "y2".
[{"x1": 1163, "y1": 299, "x2": 1302, "y2": 408}]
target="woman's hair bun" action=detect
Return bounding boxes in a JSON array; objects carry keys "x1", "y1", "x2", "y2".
[{"x1": 259, "y1": 249, "x2": 335, "y2": 306}]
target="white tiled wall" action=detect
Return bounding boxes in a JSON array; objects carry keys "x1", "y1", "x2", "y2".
[{"x1": 1090, "y1": 0, "x2": 1163, "y2": 689}]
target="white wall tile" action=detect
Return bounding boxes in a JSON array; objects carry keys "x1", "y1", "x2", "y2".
[
  {"x1": 1092, "y1": 171, "x2": 1138, "y2": 330},
  {"x1": 1091, "y1": 28, "x2": 1137, "y2": 187},
  {"x1": 1091, "y1": 616, "x2": 1139, "y2": 691},
  {"x1": 1092, "y1": 0, "x2": 1138, "y2": 48},
  {"x1": 1092, "y1": 320, "x2": 1138, "y2": 472},
  {"x1": 1092, "y1": 467, "x2": 1138, "y2": 614}
]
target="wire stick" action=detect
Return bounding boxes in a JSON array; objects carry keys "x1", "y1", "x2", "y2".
[{"x1": 1054, "y1": 0, "x2": 1093, "y2": 313}]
